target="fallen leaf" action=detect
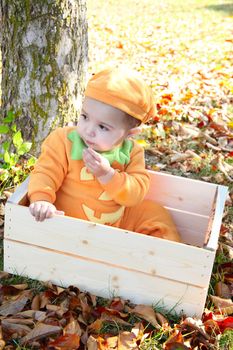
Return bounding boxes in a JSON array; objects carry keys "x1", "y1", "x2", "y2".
[
  {"x1": 215, "y1": 281, "x2": 232, "y2": 299},
  {"x1": 0, "y1": 291, "x2": 32, "y2": 316},
  {"x1": 19, "y1": 322, "x2": 62, "y2": 345},
  {"x1": 0, "y1": 340, "x2": 5, "y2": 350},
  {"x1": 48, "y1": 333, "x2": 80, "y2": 349},
  {"x1": 210, "y1": 295, "x2": 233, "y2": 314},
  {"x1": 130, "y1": 305, "x2": 161, "y2": 329},
  {"x1": 216, "y1": 316, "x2": 233, "y2": 333},
  {"x1": 164, "y1": 330, "x2": 184, "y2": 345},
  {"x1": 1, "y1": 319, "x2": 31, "y2": 337},
  {"x1": 64, "y1": 316, "x2": 82, "y2": 336},
  {"x1": 118, "y1": 331, "x2": 138, "y2": 349},
  {"x1": 87, "y1": 335, "x2": 98, "y2": 350}
]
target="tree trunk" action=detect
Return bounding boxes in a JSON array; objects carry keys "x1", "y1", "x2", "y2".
[{"x1": 0, "y1": 0, "x2": 88, "y2": 154}]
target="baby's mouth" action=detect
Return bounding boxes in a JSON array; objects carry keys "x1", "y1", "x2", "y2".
[{"x1": 85, "y1": 139, "x2": 95, "y2": 147}]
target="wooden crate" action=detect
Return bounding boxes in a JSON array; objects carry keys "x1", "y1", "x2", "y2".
[{"x1": 3, "y1": 171, "x2": 228, "y2": 317}]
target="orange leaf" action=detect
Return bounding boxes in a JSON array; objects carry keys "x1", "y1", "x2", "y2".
[
  {"x1": 109, "y1": 297, "x2": 125, "y2": 311},
  {"x1": 64, "y1": 316, "x2": 82, "y2": 336},
  {"x1": 48, "y1": 334, "x2": 80, "y2": 349},
  {"x1": 158, "y1": 107, "x2": 169, "y2": 115},
  {"x1": 118, "y1": 332, "x2": 138, "y2": 349},
  {"x1": 164, "y1": 330, "x2": 184, "y2": 345}
]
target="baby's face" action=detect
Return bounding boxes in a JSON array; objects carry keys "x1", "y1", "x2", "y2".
[{"x1": 77, "y1": 97, "x2": 132, "y2": 152}]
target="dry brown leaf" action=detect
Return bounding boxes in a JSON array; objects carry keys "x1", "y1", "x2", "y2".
[
  {"x1": 210, "y1": 295, "x2": 233, "y2": 314},
  {"x1": 2, "y1": 318, "x2": 34, "y2": 326},
  {"x1": 105, "y1": 335, "x2": 118, "y2": 349},
  {"x1": 9, "y1": 284, "x2": 28, "y2": 290},
  {"x1": 101, "y1": 312, "x2": 131, "y2": 326},
  {"x1": 130, "y1": 305, "x2": 161, "y2": 329},
  {"x1": 155, "y1": 312, "x2": 169, "y2": 327},
  {"x1": 182, "y1": 317, "x2": 209, "y2": 340},
  {"x1": 19, "y1": 322, "x2": 62, "y2": 345},
  {"x1": 0, "y1": 340, "x2": 5, "y2": 350},
  {"x1": 0, "y1": 272, "x2": 10, "y2": 279},
  {"x1": 215, "y1": 281, "x2": 232, "y2": 299},
  {"x1": 206, "y1": 142, "x2": 222, "y2": 151},
  {"x1": 31, "y1": 294, "x2": 40, "y2": 310},
  {"x1": 87, "y1": 335, "x2": 98, "y2": 350},
  {"x1": 118, "y1": 331, "x2": 138, "y2": 349},
  {"x1": 48, "y1": 333, "x2": 81, "y2": 349},
  {"x1": 1, "y1": 319, "x2": 31, "y2": 337},
  {"x1": 88, "y1": 319, "x2": 103, "y2": 333},
  {"x1": 17, "y1": 309, "x2": 47, "y2": 322},
  {"x1": 46, "y1": 303, "x2": 68, "y2": 317},
  {"x1": 170, "y1": 152, "x2": 191, "y2": 163},
  {"x1": 0, "y1": 291, "x2": 32, "y2": 316},
  {"x1": 131, "y1": 322, "x2": 145, "y2": 339},
  {"x1": 64, "y1": 317, "x2": 82, "y2": 336}
]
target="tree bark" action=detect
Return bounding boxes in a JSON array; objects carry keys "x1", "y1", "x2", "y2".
[{"x1": 0, "y1": 0, "x2": 88, "y2": 154}]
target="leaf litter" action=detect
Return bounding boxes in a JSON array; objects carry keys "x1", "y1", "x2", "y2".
[{"x1": 0, "y1": 281, "x2": 232, "y2": 349}]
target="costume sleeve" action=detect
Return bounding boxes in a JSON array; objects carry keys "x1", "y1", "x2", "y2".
[
  {"x1": 101, "y1": 142, "x2": 150, "y2": 206},
  {"x1": 28, "y1": 128, "x2": 68, "y2": 203}
]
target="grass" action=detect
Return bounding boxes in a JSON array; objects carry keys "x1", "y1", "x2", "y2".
[
  {"x1": 1, "y1": 272, "x2": 46, "y2": 294},
  {"x1": 219, "y1": 330, "x2": 233, "y2": 350}
]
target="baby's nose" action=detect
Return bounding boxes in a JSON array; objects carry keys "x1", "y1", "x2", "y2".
[{"x1": 86, "y1": 126, "x2": 95, "y2": 137}]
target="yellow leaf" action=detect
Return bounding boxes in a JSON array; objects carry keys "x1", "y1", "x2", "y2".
[
  {"x1": 136, "y1": 139, "x2": 150, "y2": 148},
  {"x1": 227, "y1": 121, "x2": 233, "y2": 129}
]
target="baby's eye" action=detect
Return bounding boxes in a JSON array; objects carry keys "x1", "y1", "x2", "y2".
[
  {"x1": 99, "y1": 124, "x2": 108, "y2": 131},
  {"x1": 81, "y1": 114, "x2": 88, "y2": 120}
]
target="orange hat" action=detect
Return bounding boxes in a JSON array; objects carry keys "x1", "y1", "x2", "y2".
[{"x1": 85, "y1": 66, "x2": 156, "y2": 124}]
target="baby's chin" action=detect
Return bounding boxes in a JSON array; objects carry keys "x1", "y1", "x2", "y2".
[{"x1": 93, "y1": 145, "x2": 114, "y2": 153}]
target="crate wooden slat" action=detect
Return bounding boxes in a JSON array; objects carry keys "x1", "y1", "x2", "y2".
[
  {"x1": 4, "y1": 204, "x2": 214, "y2": 287},
  {"x1": 4, "y1": 171, "x2": 228, "y2": 317},
  {"x1": 5, "y1": 240, "x2": 208, "y2": 317},
  {"x1": 146, "y1": 171, "x2": 217, "y2": 215}
]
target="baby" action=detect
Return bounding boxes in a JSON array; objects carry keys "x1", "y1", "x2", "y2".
[{"x1": 28, "y1": 67, "x2": 181, "y2": 242}]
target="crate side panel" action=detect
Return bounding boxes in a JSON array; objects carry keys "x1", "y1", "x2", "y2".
[
  {"x1": 205, "y1": 185, "x2": 228, "y2": 251},
  {"x1": 146, "y1": 171, "x2": 217, "y2": 216},
  {"x1": 7, "y1": 177, "x2": 29, "y2": 204},
  {"x1": 4, "y1": 240, "x2": 207, "y2": 318},
  {"x1": 167, "y1": 208, "x2": 209, "y2": 246},
  {"x1": 5, "y1": 204, "x2": 215, "y2": 288}
]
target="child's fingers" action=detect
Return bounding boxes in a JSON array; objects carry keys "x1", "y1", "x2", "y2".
[
  {"x1": 29, "y1": 202, "x2": 58, "y2": 222},
  {"x1": 85, "y1": 148, "x2": 101, "y2": 161},
  {"x1": 36, "y1": 203, "x2": 50, "y2": 222},
  {"x1": 83, "y1": 153, "x2": 100, "y2": 169},
  {"x1": 54, "y1": 210, "x2": 65, "y2": 216}
]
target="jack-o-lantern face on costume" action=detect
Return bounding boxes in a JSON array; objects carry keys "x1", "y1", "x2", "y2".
[
  {"x1": 77, "y1": 97, "x2": 133, "y2": 152},
  {"x1": 79, "y1": 165, "x2": 125, "y2": 225}
]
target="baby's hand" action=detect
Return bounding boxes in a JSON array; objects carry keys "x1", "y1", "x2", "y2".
[
  {"x1": 29, "y1": 201, "x2": 64, "y2": 222},
  {"x1": 83, "y1": 148, "x2": 115, "y2": 183},
  {"x1": 83, "y1": 148, "x2": 110, "y2": 177}
]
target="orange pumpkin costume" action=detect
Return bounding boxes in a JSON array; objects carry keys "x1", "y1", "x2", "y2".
[{"x1": 28, "y1": 67, "x2": 181, "y2": 242}]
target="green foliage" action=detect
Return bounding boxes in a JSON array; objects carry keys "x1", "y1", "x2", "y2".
[
  {"x1": 12, "y1": 339, "x2": 32, "y2": 350},
  {"x1": 153, "y1": 301, "x2": 182, "y2": 326},
  {"x1": 1, "y1": 272, "x2": 46, "y2": 294},
  {"x1": 219, "y1": 330, "x2": 233, "y2": 350},
  {"x1": 0, "y1": 110, "x2": 36, "y2": 194},
  {"x1": 140, "y1": 332, "x2": 164, "y2": 350}
]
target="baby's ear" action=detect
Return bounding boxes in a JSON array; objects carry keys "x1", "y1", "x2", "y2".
[{"x1": 127, "y1": 126, "x2": 142, "y2": 137}]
